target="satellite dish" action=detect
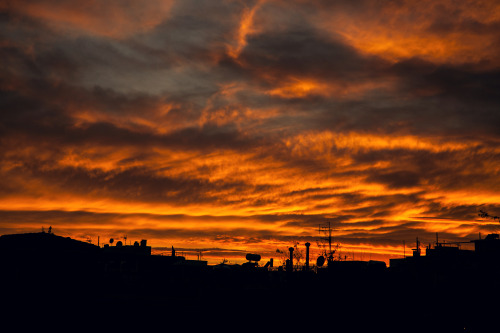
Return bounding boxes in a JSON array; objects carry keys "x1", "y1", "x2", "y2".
[
  {"x1": 316, "y1": 255, "x2": 325, "y2": 267},
  {"x1": 109, "y1": 238, "x2": 114, "y2": 244}
]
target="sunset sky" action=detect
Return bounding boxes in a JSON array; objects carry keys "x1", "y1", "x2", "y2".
[{"x1": 1, "y1": 0, "x2": 499, "y2": 265}]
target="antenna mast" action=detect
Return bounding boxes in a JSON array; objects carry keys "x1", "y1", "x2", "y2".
[{"x1": 318, "y1": 221, "x2": 335, "y2": 259}]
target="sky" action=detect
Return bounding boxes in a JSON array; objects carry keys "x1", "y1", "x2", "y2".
[{"x1": 1, "y1": 0, "x2": 499, "y2": 265}]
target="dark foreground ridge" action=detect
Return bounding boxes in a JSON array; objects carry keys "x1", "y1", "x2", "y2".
[{"x1": 1, "y1": 231, "x2": 500, "y2": 332}]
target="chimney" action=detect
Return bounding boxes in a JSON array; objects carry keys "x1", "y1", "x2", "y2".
[
  {"x1": 288, "y1": 247, "x2": 294, "y2": 272},
  {"x1": 305, "y1": 242, "x2": 311, "y2": 271}
]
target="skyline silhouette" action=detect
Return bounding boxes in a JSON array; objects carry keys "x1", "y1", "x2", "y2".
[
  {"x1": 1, "y1": 0, "x2": 499, "y2": 266},
  {"x1": 2, "y1": 229, "x2": 500, "y2": 331}
]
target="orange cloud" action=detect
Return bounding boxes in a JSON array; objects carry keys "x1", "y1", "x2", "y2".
[
  {"x1": 227, "y1": 0, "x2": 264, "y2": 58},
  {"x1": 267, "y1": 78, "x2": 329, "y2": 98},
  {"x1": 312, "y1": 0, "x2": 500, "y2": 65},
  {"x1": 3, "y1": 0, "x2": 175, "y2": 38},
  {"x1": 267, "y1": 77, "x2": 394, "y2": 99}
]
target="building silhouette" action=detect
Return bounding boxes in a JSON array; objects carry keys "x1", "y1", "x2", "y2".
[{"x1": 2, "y1": 230, "x2": 500, "y2": 331}]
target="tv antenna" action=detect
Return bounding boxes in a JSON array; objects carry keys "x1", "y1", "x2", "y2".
[
  {"x1": 317, "y1": 221, "x2": 341, "y2": 264},
  {"x1": 318, "y1": 222, "x2": 333, "y2": 255}
]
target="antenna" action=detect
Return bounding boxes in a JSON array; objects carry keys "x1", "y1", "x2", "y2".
[
  {"x1": 318, "y1": 221, "x2": 342, "y2": 263},
  {"x1": 318, "y1": 222, "x2": 333, "y2": 253},
  {"x1": 320, "y1": 222, "x2": 332, "y2": 254},
  {"x1": 412, "y1": 237, "x2": 421, "y2": 257}
]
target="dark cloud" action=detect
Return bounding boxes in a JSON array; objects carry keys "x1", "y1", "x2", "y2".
[
  {"x1": 418, "y1": 202, "x2": 500, "y2": 221},
  {"x1": 366, "y1": 171, "x2": 421, "y2": 189},
  {"x1": 239, "y1": 23, "x2": 387, "y2": 85}
]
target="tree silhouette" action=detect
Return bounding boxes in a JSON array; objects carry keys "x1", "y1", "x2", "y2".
[{"x1": 276, "y1": 242, "x2": 304, "y2": 268}]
